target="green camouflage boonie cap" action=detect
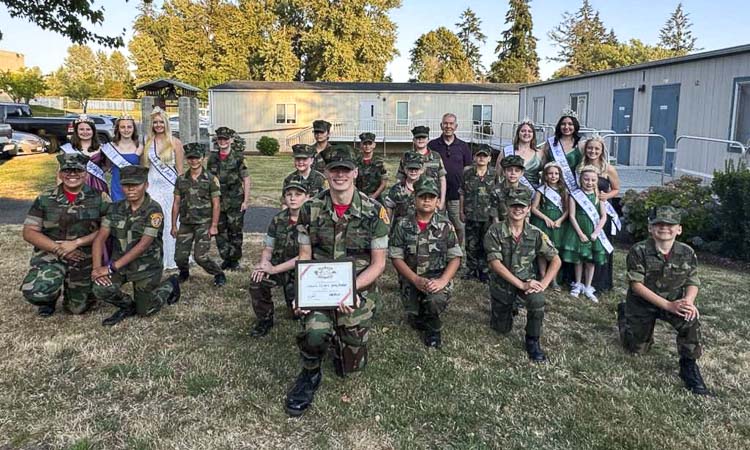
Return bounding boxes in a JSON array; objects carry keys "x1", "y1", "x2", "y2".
[
  {"x1": 283, "y1": 178, "x2": 308, "y2": 194},
  {"x1": 411, "y1": 125, "x2": 430, "y2": 138},
  {"x1": 500, "y1": 155, "x2": 525, "y2": 169},
  {"x1": 505, "y1": 188, "x2": 532, "y2": 207},
  {"x1": 472, "y1": 143, "x2": 492, "y2": 156},
  {"x1": 292, "y1": 144, "x2": 315, "y2": 158},
  {"x1": 215, "y1": 127, "x2": 234, "y2": 139},
  {"x1": 120, "y1": 165, "x2": 149, "y2": 185},
  {"x1": 402, "y1": 151, "x2": 424, "y2": 170},
  {"x1": 313, "y1": 120, "x2": 332, "y2": 133},
  {"x1": 649, "y1": 205, "x2": 682, "y2": 225},
  {"x1": 414, "y1": 177, "x2": 439, "y2": 197},
  {"x1": 57, "y1": 152, "x2": 89, "y2": 171},
  {"x1": 183, "y1": 142, "x2": 205, "y2": 158},
  {"x1": 359, "y1": 132, "x2": 376, "y2": 143},
  {"x1": 325, "y1": 144, "x2": 357, "y2": 170}
]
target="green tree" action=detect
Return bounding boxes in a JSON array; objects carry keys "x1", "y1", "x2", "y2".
[
  {"x1": 99, "y1": 51, "x2": 134, "y2": 98},
  {"x1": 489, "y1": 0, "x2": 539, "y2": 83},
  {"x1": 409, "y1": 27, "x2": 474, "y2": 83},
  {"x1": 659, "y1": 3, "x2": 700, "y2": 55},
  {"x1": 58, "y1": 45, "x2": 103, "y2": 112},
  {"x1": 0, "y1": 67, "x2": 47, "y2": 104},
  {"x1": 455, "y1": 8, "x2": 487, "y2": 80}
]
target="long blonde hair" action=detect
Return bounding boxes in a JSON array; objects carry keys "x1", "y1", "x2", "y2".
[
  {"x1": 141, "y1": 108, "x2": 174, "y2": 167},
  {"x1": 578, "y1": 164, "x2": 601, "y2": 197},
  {"x1": 580, "y1": 136, "x2": 609, "y2": 175}
]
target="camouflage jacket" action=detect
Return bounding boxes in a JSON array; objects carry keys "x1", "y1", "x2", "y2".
[
  {"x1": 356, "y1": 156, "x2": 388, "y2": 196},
  {"x1": 174, "y1": 168, "x2": 221, "y2": 225},
  {"x1": 282, "y1": 170, "x2": 327, "y2": 199},
  {"x1": 103, "y1": 194, "x2": 165, "y2": 281},
  {"x1": 388, "y1": 212, "x2": 462, "y2": 278},
  {"x1": 626, "y1": 238, "x2": 700, "y2": 302},
  {"x1": 206, "y1": 148, "x2": 248, "y2": 209},
  {"x1": 489, "y1": 179, "x2": 533, "y2": 222},
  {"x1": 297, "y1": 189, "x2": 389, "y2": 275},
  {"x1": 24, "y1": 184, "x2": 109, "y2": 263},
  {"x1": 383, "y1": 181, "x2": 415, "y2": 224},
  {"x1": 460, "y1": 166, "x2": 496, "y2": 222},
  {"x1": 397, "y1": 150, "x2": 446, "y2": 189},
  {"x1": 484, "y1": 220, "x2": 558, "y2": 289},
  {"x1": 264, "y1": 208, "x2": 300, "y2": 266}
]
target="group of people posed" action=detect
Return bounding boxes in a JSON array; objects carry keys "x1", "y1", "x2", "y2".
[{"x1": 19, "y1": 109, "x2": 711, "y2": 419}]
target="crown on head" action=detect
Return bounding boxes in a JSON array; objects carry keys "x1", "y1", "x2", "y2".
[
  {"x1": 151, "y1": 106, "x2": 165, "y2": 116},
  {"x1": 74, "y1": 114, "x2": 94, "y2": 125},
  {"x1": 118, "y1": 113, "x2": 135, "y2": 121},
  {"x1": 519, "y1": 117, "x2": 535, "y2": 126},
  {"x1": 560, "y1": 107, "x2": 578, "y2": 119}
]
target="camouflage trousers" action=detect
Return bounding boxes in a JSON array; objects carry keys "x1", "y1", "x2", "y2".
[
  {"x1": 216, "y1": 206, "x2": 245, "y2": 264},
  {"x1": 175, "y1": 223, "x2": 222, "y2": 275},
  {"x1": 20, "y1": 252, "x2": 94, "y2": 314},
  {"x1": 465, "y1": 220, "x2": 491, "y2": 277},
  {"x1": 446, "y1": 200, "x2": 465, "y2": 246},
  {"x1": 248, "y1": 271, "x2": 295, "y2": 321},
  {"x1": 617, "y1": 298, "x2": 702, "y2": 359},
  {"x1": 297, "y1": 292, "x2": 378, "y2": 374},
  {"x1": 489, "y1": 282, "x2": 545, "y2": 337},
  {"x1": 92, "y1": 270, "x2": 174, "y2": 316},
  {"x1": 400, "y1": 277, "x2": 451, "y2": 332}
]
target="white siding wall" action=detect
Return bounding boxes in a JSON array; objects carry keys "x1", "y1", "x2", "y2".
[{"x1": 519, "y1": 52, "x2": 750, "y2": 179}]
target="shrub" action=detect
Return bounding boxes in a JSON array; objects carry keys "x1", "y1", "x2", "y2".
[
  {"x1": 256, "y1": 136, "x2": 279, "y2": 156},
  {"x1": 621, "y1": 176, "x2": 720, "y2": 244},
  {"x1": 712, "y1": 160, "x2": 750, "y2": 260}
]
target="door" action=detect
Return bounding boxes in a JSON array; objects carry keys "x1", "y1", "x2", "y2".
[
  {"x1": 611, "y1": 88, "x2": 634, "y2": 164},
  {"x1": 359, "y1": 100, "x2": 377, "y2": 134},
  {"x1": 648, "y1": 84, "x2": 680, "y2": 172}
]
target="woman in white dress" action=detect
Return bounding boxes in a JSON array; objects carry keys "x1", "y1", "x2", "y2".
[{"x1": 141, "y1": 106, "x2": 184, "y2": 269}]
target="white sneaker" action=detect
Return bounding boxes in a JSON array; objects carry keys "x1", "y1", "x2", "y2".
[
  {"x1": 570, "y1": 282, "x2": 582, "y2": 298},
  {"x1": 583, "y1": 286, "x2": 599, "y2": 303}
]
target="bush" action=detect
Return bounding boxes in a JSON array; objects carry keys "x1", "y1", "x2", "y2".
[
  {"x1": 712, "y1": 160, "x2": 750, "y2": 260},
  {"x1": 621, "y1": 176, "x2": 720, "y2": 244},
  {"x1": 256, "y1": 136, "x2": 279, "y2": 156}
]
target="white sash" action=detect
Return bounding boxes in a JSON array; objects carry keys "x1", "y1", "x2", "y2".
[
  {"x1": 503, "y1": 145, "x2": 534, "y2": 190},
  {"x1": 537, "y1": 185, "x2": 563, "y2": 212},
  {"x1": 60, "y1": 143, "x2": 107, "y2": 184},
  {"x1": 101, "y1": 143, "x2": 133, "y2": 169},
  {"x1": 605, "y1": 201, "x2": 622, "y2": 234},
  {"x1": 548, "y1": 137, "x2": 613, "y2": 254},
  {"x1": 148, "y1": 141, "x2": 178, "y2": 186}
]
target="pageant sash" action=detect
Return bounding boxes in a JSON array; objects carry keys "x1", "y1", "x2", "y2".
[
  {"x1": 548, "y1": 137, "x2": 613, "y2": 254},
  {"x1": 537, "y1": 185, "x2": 563, "y2": 212},
  {"x1": 148, "y1": 141, "x2": 178, "y2": 186},
  {"x1": 60, "y1": 143, "x2": 107, "y2": 184},
  {"x1": 101, "y1": 143, "x2": 133, "y2": 169},
  {"x1": 503, "y1": 145, "x2": 534, "y2": 190},
  {"x1": 605, "y1": 201, "x2": 622, "y2": 235}
]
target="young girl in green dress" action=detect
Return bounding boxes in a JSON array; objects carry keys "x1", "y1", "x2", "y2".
[
  {"x1": 560, "y1": 165, "x2": 608, "y2": 302},
  {"x1": 531, "y1": 162, "x2": 568, "y2": 290}
]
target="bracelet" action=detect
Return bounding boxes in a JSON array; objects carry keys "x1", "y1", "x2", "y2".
[{"x1": 108, "y1": 261, "x2": 118, "y2": 274}]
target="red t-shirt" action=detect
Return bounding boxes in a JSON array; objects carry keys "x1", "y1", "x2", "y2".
[
  {"x1": 219, "y1": 151, "x2": 230, "y2": 161},
  {"x1": 417, "y1": 220, "x2": 429, "y2": 232},
  {"x1": 333, "y1": 203, "x2": 351, "y2": 218},
  {"x1": 63, "y1": 190, "x2": 78, "y2": 203},
  {"x1": 288, "y1": 218, "x2": 297, "y2": 226},
  {"x1": 363, "y1": 159, "x2": 372, "y2": 165}
]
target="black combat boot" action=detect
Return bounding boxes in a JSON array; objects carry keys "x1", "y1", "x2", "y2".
[
  {"x1": 166, "y1": 275, "x2": 181, "y2": 305},
  {"x1": 225, "y1": 261, "x2": 240, "y2": 271},
  {"x1": 250, "y1": 318, "x2": 273, "y2": 338},
  {"x1": 220, "y1": 260, "x2": 231, "y2": 270},
  {"x1": 102, "y1": 305, "x2": 136, "y2": 326},
  {"x1": 423, "y1": 330, "x2": 442, "y2": 349},
  {"x1": 525, "y1": 335, "x2": 547, "y2": 362},
  {"x1": 679, "y1": 357, "x2": 711, "y2": 396},
  {"x1": 178, "y1": 269, "x2": 190, "y2": 283},
  {"x1": 37, "y1": 305, "x2": 55, "y2": 317},
  {"x1": 214, "y1": 272, "x2": 226, "y2": 287},
  {"x1": 285, "y1": 368, "x2": 322, "y2": 417},
  {"x1": 407, "y1": 314, "x2": 426, "y2": 331}
]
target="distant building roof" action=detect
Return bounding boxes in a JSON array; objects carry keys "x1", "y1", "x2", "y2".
[
  {"x1": 136, "y1": 78, "x2": 202, "y2": 93},
  {"x1": 522, "y1": 44, "x2": 750, "y2": 89},
  {"x1": 210, "y1": 81, "x2": 520, "y2": 93}
]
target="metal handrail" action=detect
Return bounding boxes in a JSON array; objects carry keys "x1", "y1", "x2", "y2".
[
  {"x1": 673, "y1": 135, "x2": 748, "y2": 180},
  {"x1": 602, "y1": 133, "x2": 669, "y2": 185}
]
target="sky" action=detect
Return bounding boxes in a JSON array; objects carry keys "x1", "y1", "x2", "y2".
[{"x1": 1, "y1": 0, "x2": 749, "y2": 81}]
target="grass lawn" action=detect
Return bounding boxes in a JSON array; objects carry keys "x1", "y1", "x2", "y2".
[{"x1": 1, "y1": 152, "x2": 749, "y2": 449}]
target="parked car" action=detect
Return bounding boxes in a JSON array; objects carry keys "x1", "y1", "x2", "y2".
[
  {"x1": 0, "y1": 122, "x2": 17, "y2": 159},
  {"x1": 169, "y1": 115, "x2": 211, "y2": 141},
  {"x1": 12, "y1": 130, "x2": 50, "y2": 154}
]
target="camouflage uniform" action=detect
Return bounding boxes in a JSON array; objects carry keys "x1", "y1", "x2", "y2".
[
  {"x1": 207, "y1": 127, "x2": 248, "y2": 266},
  {"x1": 283, "y1": 145, "x2": 327, "y2": 199},
  {"x1": 397, "y1": 150, "x2": 446, "y2": 192},
  {"x1": 356, "y1": 132, "x2": 388, "y2": 197},
  {"x1": 491, "y1": 155, "x2": 534, "y2": 222},
  {"x1": 461, "y1": 162, "x2": 496, "y2": 279},
  {"x1": 484, "y1": 202, "x2": 558, "y2": 337},
  {"x1": 20, "y1": 154, "x2": 109, "y2": 314},
  {"x1": 174, "y1": 146, "x2": 223, "y2": 276},
  {"x1": 388, "y1": 191, "x2": 462, "y2": 333},
  {"x1": 384, "y1": 152, "x2": 422, "y2": 224}
]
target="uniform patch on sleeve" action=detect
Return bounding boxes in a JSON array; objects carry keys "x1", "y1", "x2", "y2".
[
  {"x1": 379, "y1": 206, "x2": 390, "y2": 225},
  {"x1": 541, "y1": 232, "x2": 552, "y2": 246},
  {"x1": 149, "y1": 213, "x2": 164, "y2": 228}
]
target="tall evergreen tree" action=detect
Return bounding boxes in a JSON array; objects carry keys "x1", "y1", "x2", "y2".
[
  {"x1": 489, "y1": 0, "x2": 539, "y2": 83},
  {"x1": 455, "y1": 8, "x2": 487, "y2": 81},
  {"x1": 409, "y1": 27, "x2": 474, "y2": 83},
  {"x1": 658, "y1": 3, "x2": 701, "y2": 55}
]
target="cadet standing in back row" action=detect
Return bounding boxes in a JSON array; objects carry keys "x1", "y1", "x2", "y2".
[
  {"x1": 282, "y1": 144, "x2": 327, "y2": 201},
  {"x1": 355, "y1": 132, "x2": 388, "y2": 200},
  {"x1": 207, "y1": 127, "x2": 251, "y2": 271},
  {"x1": 460, "y1": 144, "x2": 496, "y2": 282}
]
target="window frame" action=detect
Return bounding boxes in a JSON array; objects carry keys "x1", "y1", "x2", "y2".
[
  {"x1": 728, "y1": 77, "x2": 750, "y2": 154},
  {"x1": 275, "y1": 103, "x2": 297, "y2": 124},
  {"x1": 532, "y1": 96, "x2": 545, "y2": 124},
  {"x1": 396, "y1": 101, "x2": 409, "y2": 126},
  {"x1": 569, "y1": 92, "x2": 589, "y2": 126}
]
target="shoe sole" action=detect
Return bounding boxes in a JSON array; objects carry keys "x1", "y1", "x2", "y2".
[{"x1": 286, "y1": 406, "x2": 307, "y2": 417}]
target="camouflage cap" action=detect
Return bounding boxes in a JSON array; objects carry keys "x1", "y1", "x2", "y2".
[
  {"x1": 120, "y1": 165, "x2": 149, "y2": 185},
  {"x1": 57, "y1": 152, "x2": 89, "y2": 171},
  {"x1": 402, "y1": 151, "x2": 424, "y2": 170},
  {"x1": 500, "y1": 155, "x2": 525, "y2": 169},
  {"x1": 649, "y1": 205, "x2": 682, "y2": 225},
  {"x1": 292, "y1": 143, "x2": 315, "y2": 158},
  {"x1": 414, "y1": 176, "x2": 439, "y2": 197},
  {"x1": 359, "y1": 132, "x2": 376, "y2": 143},
  {"x1": 325, "y1": 144, "x2": 357, "y2": 170},
  {"x1": 215, "y1": 126, "x2": 234, "y2": 139},
  {"x1": 313, "y1": 120, "x2": 332, "y2": 133},
  {"x1": 472, "y1": 143, "x2": 492, "y2": 156},
  {"x1": 183, "y1": 142, "x2": 206, "y2": 158},
  {"x1": 411, "y1": 125, "x2": 430, "y2": 138},
  {"x1": 283, "y1": 178, "x2": 308, "y2": 194},
  {"x1": 505, "y1": 188, "x2": 532, "y2": 207}
]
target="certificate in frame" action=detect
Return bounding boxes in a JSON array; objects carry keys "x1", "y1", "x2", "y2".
[{"x1": 295, "y1": 259, "x2": 356, "y2": 309}]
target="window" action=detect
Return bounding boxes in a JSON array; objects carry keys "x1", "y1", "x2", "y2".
[
  {"x1": 730, "y1": 78, "x2": 750, "y2": 153},
  {"x1": 396, "y1": 101, "x2": 409, "y2": 125},
  {"x1": 570, "y1": 93, "x2": 588, "y2": 126},
  {"x1": 472, "y1": 104, "x2": 493, "y2": 125},
  {"x1": 532, "y1": 97, "x2": 545, "y2": 124},
  {"x1": 275, "y1": 104, "x2": 296, "y2": 124}
]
